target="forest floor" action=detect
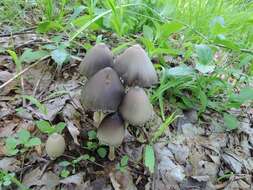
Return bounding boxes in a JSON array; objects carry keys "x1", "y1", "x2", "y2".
[{"x1": 0, "y1": 1, "x2": 253, "y2": 190}]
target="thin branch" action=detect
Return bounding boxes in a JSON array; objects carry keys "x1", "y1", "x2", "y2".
[{"x1": 0, "y1": 56, "x2": 50, "y2": 90}]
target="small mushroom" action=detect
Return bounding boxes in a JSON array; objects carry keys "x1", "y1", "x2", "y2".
[
  {"x1": 80, "y1": 43, "x2": 113, "y2": 78},
  {"x1": 97, "y1": 113, "x2": 125, "y2": 160},
  {"x1": 80, "y1": 67, "x2": 124, "y2": 124},
  {"x1": 119, "y1": 87, "x2": 153, "y2": 126},
  {"x1": 45, "y1": 133, "x2": 66, "y2": 160},
  {"x1": 114, "y1": 44, "x2": 158, "y2": 87}
]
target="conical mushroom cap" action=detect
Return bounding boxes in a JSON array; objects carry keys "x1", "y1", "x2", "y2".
[
  {"x1": 80, "y1": 43, "x2": 113, "y2": 78},
  {"x1": 97, "y1": 113, "x2": 125, "y2": 147},
  {"x1": 81, "y1": 67, "x2": 124, "y2": 112},
  {"x1": 114, "y1": 44, "x2": 158, "y2": 87},
  {"x1": 119, "y1": 87, "x2": 153, "y2": 126}
]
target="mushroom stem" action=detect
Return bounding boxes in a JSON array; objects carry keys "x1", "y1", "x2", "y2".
[
  {"x1": 108, "y1": 146, "x2": 115, "y2": 161},
  {"x1": 93, "y1": 111, "x2": 105, "y2": 126}
]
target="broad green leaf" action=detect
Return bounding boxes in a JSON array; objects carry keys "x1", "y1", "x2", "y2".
[
  {"x1": 195, "y1": 44, "x2": 213, "y2": 65},
  {"x1": 214, "y1": 35, "x2": 240, "y2": 51},
  {"x1": 37, "y1": 21, "x2": 63, "y2": 33},
  {"x1": 210, "y1": 16, "x2": 226, "y2": 35},
  {"x1": 72, "y1": 15, "x2": 100, "y2": 30},
  {"x1": 166, "y1": 65, "x2": 195, "y2": 76},
  {"x1": 120, "y1": 155, "x2": 129, "y2": 167},
  {"x1": 88, "y1": 130, "x2": 97, "y2": 140},
  {"x1": 223, "y1": 113, "x2": 238, "y2": 130},
  {"x1": 5, "y1": 148, "x2": 19, "y2": 156},
  {"x1": 144, "y1": 145, "x2": 155, "y2": 173},
  {"x1": 51, "y1": 48, "x2": 69, "y2": 66},
  {"x1": 20, "y1": 49, "x2": 49, "y2": 63},
  {"x1": 159, "y1": 22, "x2": 184, "y2": 39},
  {"x1": 36, "y1": 120, "x2": 54, "y2": 134},
  {"x1": 25, "y1": 137, "x2": 41, "y2": 147},
  {"x1": 60, "y1": 169, "x2": 70, "y2": 178},
  {"x1": 21, "y1": 95, "x2": 47, "y2": 115},
  {"x1": 17, "y1": 129, "x2": 30, "y2": 144},
  {"x1": 143, "y1": 25, "x2": 153, "y2": 41},
  {"x1": 229, "y1": 88, "x2": 253, "y2": 103},
  {"x1": 195, "y1": 63, "x2": 215, "y2": 74},
  {"x1": 5, "y1": 137, "x2": 19, "y2": 149},
  {"x1": 54, "y1": 122, "x2": 66, "y2": 134},
  {"x1": 97, "y1": 147, "x2": 107, "y2": 158}
]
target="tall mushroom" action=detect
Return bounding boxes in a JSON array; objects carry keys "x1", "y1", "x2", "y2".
[
  {"x1": 80, "y1": 43, "x2": 113, "y2": 78},
  {"x1": 97, "y1": 113, "x2": 125, "y2": 160},
  {"x1": 80, "y1": 67, "x2": 124, "y2": 124},
  {"x1": 119, "y1": 87, "x2": 153, "y2": 126},
  {"x1": 114, "y1": 44, "x2": 158, "y2": 87}
]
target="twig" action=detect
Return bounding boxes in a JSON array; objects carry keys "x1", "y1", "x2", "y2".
[
  {"x1": 0, "y1": 27, "x2": 36, "y2": 38},
  {"x1": 0, "y1": 56, "x2": 50, "y2": 90}
]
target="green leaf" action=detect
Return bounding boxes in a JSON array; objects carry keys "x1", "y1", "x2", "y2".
[
  {"x1": 166, "y1": 65, "x2": 195, "y2": 76},
  {"x1": 195, "y1": 63, "x2": 215, "y2": 74},
  {"x1": 195, "y1": 44, "x2": 213, "y2": 65},
  {"x1": 60, "y1": 169, "x2": 70, "y2": 178},
  {"x1": 144, "y1": 145, "x2": 155, "y2": 173},
  {"x1": 7, "y1": 50, "x2": 20, "y2": 66},
  {"x1": 17, "y1": 129, "x2": 30, "y2": 144},
  {"x1": 143, "y1": 25, "x2": 153, "y2": 41},
  {"x1": 229, "y1": 88, "x2": 253, "y2": 104},
  {"x1": 97, "y1": 147, "x2": 107, "y2": 158},
  {"x1": 198, "y1": 90, "x2": 208, "y2": 113},
  {"x1": 20, "y1": 49, "x2": 49, "y2": 63},
  {"x1": 5, "y1": 137, "x2": 19, "y2": 149},
  {"x1": 54, "y1": 122, "x2": 66, "y2": 134},
  {"x1": 25, "y1": 137, "x2": 41, "y2": 147},
  {"x1": 51, "y1": 48, "x2": 69, "y2": 66},
  {"x1": 21, "y1": 95, "x2": 47, "y2": 115},
  {"x1": 36, "y1": 120, "x2": 55, "y2": 134},
  {"x1": 214, "y1": 35, "x2": 240, "y2": 51},
  {"x1": 120, "y1": 155, "x2": 129, "y2": 167},
  {"x1": 88, "y1": 130, "x2": 97, "y2": 140},
  {"x1": 224, "y1": 113, "x2": 238, "y2": 130},
  {"x1": 159, "y1": 22, "x2": 184, "y2": 39}
]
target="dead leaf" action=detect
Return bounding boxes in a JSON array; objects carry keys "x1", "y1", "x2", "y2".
[
  {"x1": 22, "y1": 167, "x2": 42, "y2": 188},
  {"x1": 109, "y1": 170, "x2": 137, "y2": 190},
  {"x1": 40, "y1": 171, "x2": 60, "y2": 190},
  {"x1": 60, "y1": 173, "x2": 85, "y2": 186},
  {"x1": 0, "y1": 157, "x2": 20, "y2": 171}
]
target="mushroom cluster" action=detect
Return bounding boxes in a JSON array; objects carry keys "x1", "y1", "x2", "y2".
[{"x1": 80, "y1": 43, "x2": 158, "y2": 160}]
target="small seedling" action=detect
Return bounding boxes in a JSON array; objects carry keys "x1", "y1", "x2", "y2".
[
  {"x1": 0, "y1": 171, "x2": 14, "y2": 187},
  {"x1": 116, "y1": 155, "x2": 129, "y2": 172},
  {"x1": 5, "y1": 129, "x2": 41, "y2": 156},
  {"x1": 36, "y1": 120, "x2": 66, "y2": 135}
]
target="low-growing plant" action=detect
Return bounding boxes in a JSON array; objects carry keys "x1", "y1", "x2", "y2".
[
  {"x1": 4, "y1": 129, "x2": 41, "y2": 156},
  {"x1": 35, "y1": 120, "x2": 66, "y2": 135}
]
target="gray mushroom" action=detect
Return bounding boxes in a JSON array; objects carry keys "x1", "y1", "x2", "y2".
[
  {"x1": 114, "y1": 44, "x2": 158, "y2": 87},
  {"x1": 46, "y1": 133, "x2": 66, "y2": 160},
  {"x1": 80, "y1": 67, "x2": 124, "y2": 124},
  {"x1": 80, "y1": 43, "x2": 113, "y2": 78},
  {"x1": 119, "y1": 87, "x2": 153, "y2": 126},
  {"x1": 97, "y1": 113, "x2": 125, "y2": 160}
]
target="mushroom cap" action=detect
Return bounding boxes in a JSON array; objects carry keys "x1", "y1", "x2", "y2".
[
  {"x1": 45, "y1": 133, "x2": 66, "y2": 160},
  {"x1": 97, "y1": 113, "x2": 125, "y2": 147},
  {"x1": 80, "y1": 43, "x2": 113, "y2": 78},
  {"x1": 119, "y1": 87, "x2": 153, "y2": 126},
  {"x1": 114, "y1": 44, "x2": 158, "y2": 87},
  {"x1": 80, "y1": 67, "x2": 124, "y2": 112}
]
